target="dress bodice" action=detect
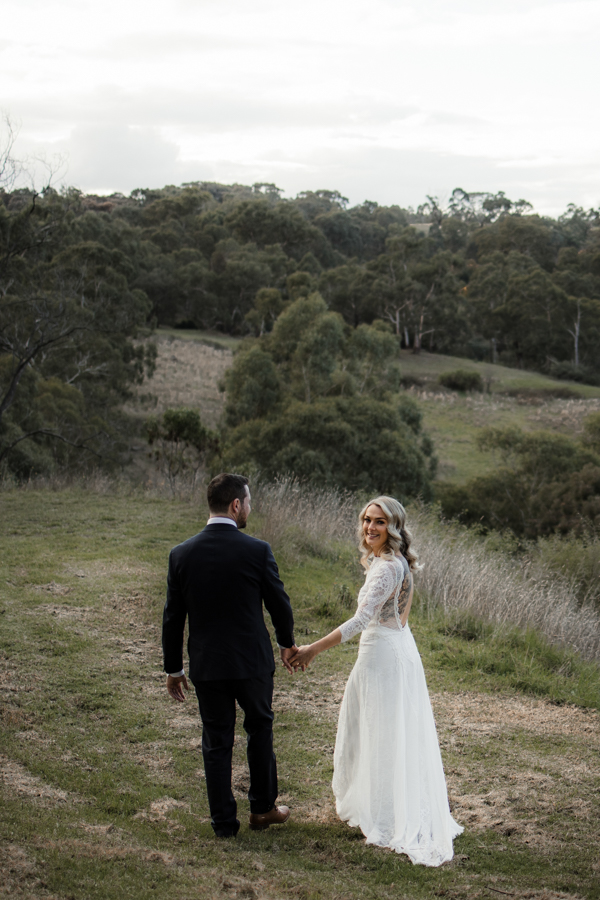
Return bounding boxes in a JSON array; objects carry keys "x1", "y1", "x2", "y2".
[{"x1": 338, "y1": 555, "x2": 413, "y2": 643}]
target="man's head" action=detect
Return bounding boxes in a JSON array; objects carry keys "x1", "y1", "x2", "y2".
[{"x1": 207, "y1": 473, "x2": 251, "y2": 528}]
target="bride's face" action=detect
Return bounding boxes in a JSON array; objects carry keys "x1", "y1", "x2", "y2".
[{"x1": 362, "y1": 504, "x2": 388, "y2": 556}]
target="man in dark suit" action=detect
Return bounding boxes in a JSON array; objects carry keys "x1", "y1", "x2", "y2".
[{"x1": 162, "y1": 473, "x2": 296, "y2": 838}]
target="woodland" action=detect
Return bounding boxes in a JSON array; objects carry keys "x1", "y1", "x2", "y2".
[{"x1": 2, "y1": 172, "x2": 600, "y2": 541}]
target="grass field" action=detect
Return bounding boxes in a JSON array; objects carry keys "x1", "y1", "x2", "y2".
[
  {"x1": 1, "y1": 487, "x2": 599, "y2": 900},
  {"x1": 397, "y1": 350, "x2": 600, "y2": 483},
  {"x1": 155, "y1": 326, "x2": 241, "y2": 351}
]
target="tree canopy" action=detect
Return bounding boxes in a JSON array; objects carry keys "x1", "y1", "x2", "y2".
[
  {"x1": 221, "y1": 295, "x2": 435, "y2": 500},
  {"x1": 3, "y1": 150, "x2": 600, "y2": 484}
]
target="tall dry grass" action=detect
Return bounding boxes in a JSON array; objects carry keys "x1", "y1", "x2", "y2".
[
  {"x1": 248, "y1": 477, "x2": 600, "y2": 662},
  {"x1": 4, "y1": 470, "x2": 599, "y2": 661},
  {"x1": 411, "y1": 510, "x2": 600, "y2": 661},
  {"x1": 250, "y1": 477, "x2": 357, "y2": 558}
]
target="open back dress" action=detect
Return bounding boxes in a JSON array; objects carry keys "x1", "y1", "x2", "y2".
[{"x1": 332, "y1": 554, "x2": 463, "y2": 866}]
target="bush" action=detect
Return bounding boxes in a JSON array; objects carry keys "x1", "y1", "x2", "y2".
[
  {"x1": 145, "y1": 407, "x2": 218, "y2": 492},
  {"x1": 438, "y1": 369, "x2": 483, "y2": 392},
  {"x1": 546, "y1": 360, "x2": 600, "y2": 386},
  {"x1": 223, "y1": 396, "x2": 435, "y2": 501},
  {"x1": 436, "y1": 427, "x2": 600, "y2": 538}
]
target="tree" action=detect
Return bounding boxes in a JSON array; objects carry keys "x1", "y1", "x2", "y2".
[
  {"x1": 466, "y1": 250, "x2": 574, "y2": 369},
  {"x1": 347, "y1": 322, "x2": 401, "y2": 395},
  {"x1": 318, "y1": 263, "x2": 376, "y2": 327},
  {"x1": 0, "y1": 132, "x2": 154, "y2": 475},
  {"x1": 223, "y1": 346, "x2": 281, "y2": 425},
  {"x1": 437, "y1": 427, "x2": 600, "y2": 537},
  {"x1": 448, "y1": 189, "x2": 531, "y2": 227},
  {"x1": 370, "y1": 227, "x2": 464, "y2": 352},
  {"x1": 221, "y1": 294, "x2": 435, "y2": 497},
  {"x1": 145, "y1": 407, "x2": 218, "y2": 492},
  {"x1": 244, "y1": 287, "x2": 284, "y2": 336},
  {"x1": 223, "y1": 396, "x2": 433, "y2": 500}
]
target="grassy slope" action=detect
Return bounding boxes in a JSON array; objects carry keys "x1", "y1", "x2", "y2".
[
  {"x1": 397, "y1": 350, "x2": 600, "y2": 483},
  {"x1": 398, "y1": 349, "x2": 600, "y2": 398},
  {"x1": 1, "y1": 489, "x2": 599, "y2": 900},
  {"x1": 140, "y1": 330, "x2": 600, "y2": 484},
  {"x1": 155, "y1": 325, "x2": 241, "y2": 350}
]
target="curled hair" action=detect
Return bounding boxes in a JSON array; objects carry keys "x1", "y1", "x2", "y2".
[{"x1": 357, "y1": 496, "x2": 421, "y2": 572}]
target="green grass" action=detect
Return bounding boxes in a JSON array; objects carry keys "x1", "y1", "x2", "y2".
[
  {"x1": 395, "y1": 350, "x2": 600, "y2": 482},
  {"x1": 1, "y1": 488, "x2": 599, "y2": 899},
  {"x1": 398, "y1": 349, "x2": 600, "y2": 399},
  {"x1": 156, "y1": 325, "x2": 241, "y2": 350}
]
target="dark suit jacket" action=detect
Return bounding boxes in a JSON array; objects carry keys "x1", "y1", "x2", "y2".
[{"x1": 162, "y1": 523, "x2": 294, "y2": 682}]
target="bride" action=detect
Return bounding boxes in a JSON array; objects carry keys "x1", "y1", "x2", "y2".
[{"x1": 289, "y1": 496, "x2": 463, "y2": 866}]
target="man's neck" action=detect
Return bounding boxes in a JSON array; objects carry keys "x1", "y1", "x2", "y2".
[{"x1": 208, "y1": 515, "x2": 237, "y2": 527}]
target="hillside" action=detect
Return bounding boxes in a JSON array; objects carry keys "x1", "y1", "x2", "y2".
[
  {"x1": 1, "y1": 486, "x2": 599, "y2": 900},
  {"x1": 4, "y1": 182, "x2": 600, "y2": 484},
  {"x1": 132, "y1": 330, "x2": 600, "y2": 485}
]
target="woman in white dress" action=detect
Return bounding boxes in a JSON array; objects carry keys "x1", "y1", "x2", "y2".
[{"x1": 290, "y1": 496, "x2": 463, "y2": 866}]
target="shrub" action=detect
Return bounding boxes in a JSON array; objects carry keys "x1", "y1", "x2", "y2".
[
  {"x1": 223, "y1": 395, "x2": 435, "y2": 501},
  {"x1": 438, "y1": 369, "x2": 483, "y2": 392},
  {"x1": 546, "y1": 360, "x2": 600, "y2": 386},
  {"x1": 145, "y1": 407, "x2": 218, "y2": 493},
  {"x1": 437, "y1": 427, "x2": 600, "y2": 538}
]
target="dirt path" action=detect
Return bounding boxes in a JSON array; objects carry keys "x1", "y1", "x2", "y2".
[{"x1": 272, "y1": 671, "x2": 600, "y2": 855}]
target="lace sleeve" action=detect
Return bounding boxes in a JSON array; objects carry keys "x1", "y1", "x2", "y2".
[{"x1": 338, "y1": 561, "x2": 401, "y2": 643}]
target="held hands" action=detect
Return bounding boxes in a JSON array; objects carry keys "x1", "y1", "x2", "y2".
[
  {"x1": 166, "y1": 674, "x2": 189, "y2": 702},
  {"x1": 289, "y1": 644, "x2": 317, "y2": 671},
  {"x1": 279, "y1": 646, "x2": 298, "y2": 674},
  {"x1": 280, "y1": 644, "x2": 313, "y2": 673}
]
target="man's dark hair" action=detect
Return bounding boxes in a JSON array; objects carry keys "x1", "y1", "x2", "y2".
[{"x1": 207, "y1": 473, "x2": 249, "y2": 513}]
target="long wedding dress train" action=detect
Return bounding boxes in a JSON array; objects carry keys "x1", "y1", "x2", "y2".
[{"x1": 332, "y1": 556, "x2": 463, "y2": 867}]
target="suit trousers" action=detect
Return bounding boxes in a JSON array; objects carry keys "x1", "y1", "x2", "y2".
[{"x1": 194, "y1": 672, "x2": 278, "y2": 836}]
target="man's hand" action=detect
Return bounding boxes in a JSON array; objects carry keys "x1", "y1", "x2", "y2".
[
  {"x1": 289, "y1": 644, "x2": 317, "y2": 671},
  {"x1": 280, "y1": 646, "x2": 299, "y2": 674},
  {"x1": 166, "y1": 674, "x2": 189, "y2": 702}
]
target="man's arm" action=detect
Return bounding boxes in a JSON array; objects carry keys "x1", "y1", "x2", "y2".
[
  {"x1": 261, "y1": 545, "x2": 296, "y2": 661},
  {"x1": 162, "y1": 551, "x2": 189, "y2": 695}
]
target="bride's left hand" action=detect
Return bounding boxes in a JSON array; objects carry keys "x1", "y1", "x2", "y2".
[{"x1": 289, "y1": 644, "x2": 317, "y2": 671}]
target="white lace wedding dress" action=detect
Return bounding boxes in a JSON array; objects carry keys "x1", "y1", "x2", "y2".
[{"x1": 332, "y1": 555, "x2": 463, "y2": 866}]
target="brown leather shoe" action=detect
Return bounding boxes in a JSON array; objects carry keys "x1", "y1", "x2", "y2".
[{"x1": 249, "y1": 805, "x2": 290, "y2": 831}]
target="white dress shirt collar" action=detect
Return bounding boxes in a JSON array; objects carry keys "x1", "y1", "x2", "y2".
[{"x1": 207, "y1": 516, "x2": 237, "y2": 527}]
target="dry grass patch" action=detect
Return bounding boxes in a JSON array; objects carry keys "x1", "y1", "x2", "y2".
[
  {"x1": 26, "y1": 602, "x2": 91, "y2": 621},
  {"x1": 431, "y1": 692, "x2": 599, "y2": 742},
  {"x1": 273, "y1": 672, "x2": 346, "y2": 721},
  {"x1": 129, "y1": 334, "x2": 232, "y2": 427},
  {"x1": 0, "y1": 754, "x2": 77, "y2": 806},
  {"x1": 40, "y1": 836, "x2": 178, "y2": 866},
  {"x1": 0, "y1": 842, "x2": 53, "y2": 900},
  {"x1": 34, "y1": 582, "x2": 73, "y2": 597},
  {"x1": 133, "y1": 796, "x2": 190, "y2": 822}
]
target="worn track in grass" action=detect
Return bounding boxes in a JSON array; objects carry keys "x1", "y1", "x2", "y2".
[{"x1": 1, "y1": 490, "x2": 599, "y2": 899}]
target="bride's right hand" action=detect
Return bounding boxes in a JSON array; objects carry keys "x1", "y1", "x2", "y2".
[{"x1": 289, "y1": 644, "x2": 317, "y2": 671}]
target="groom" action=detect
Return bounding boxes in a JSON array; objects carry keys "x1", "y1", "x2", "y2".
[{"x1": 162, "y1": 473, "x2": 297, "y2": 837}]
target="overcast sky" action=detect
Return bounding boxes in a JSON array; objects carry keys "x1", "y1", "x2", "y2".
[{"x1": 2, "y1": 0, "x2": 599, "y2": 215}]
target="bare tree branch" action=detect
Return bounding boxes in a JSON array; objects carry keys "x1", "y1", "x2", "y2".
[{"x1": 0, "y1": 429, "x2": 106, "y2": 463}]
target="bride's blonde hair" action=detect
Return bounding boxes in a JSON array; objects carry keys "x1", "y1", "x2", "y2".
[{"x1": 358, "y1": 496, "x2": 421, "y2": 572}]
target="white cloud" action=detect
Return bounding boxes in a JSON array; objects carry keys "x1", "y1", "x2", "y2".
[
  {"x1": 1, "y1": 0, "x2": 599, "y2": 213},
  {"x1": 54, "y1": 125, "x2": 182, "y2": 194}
]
